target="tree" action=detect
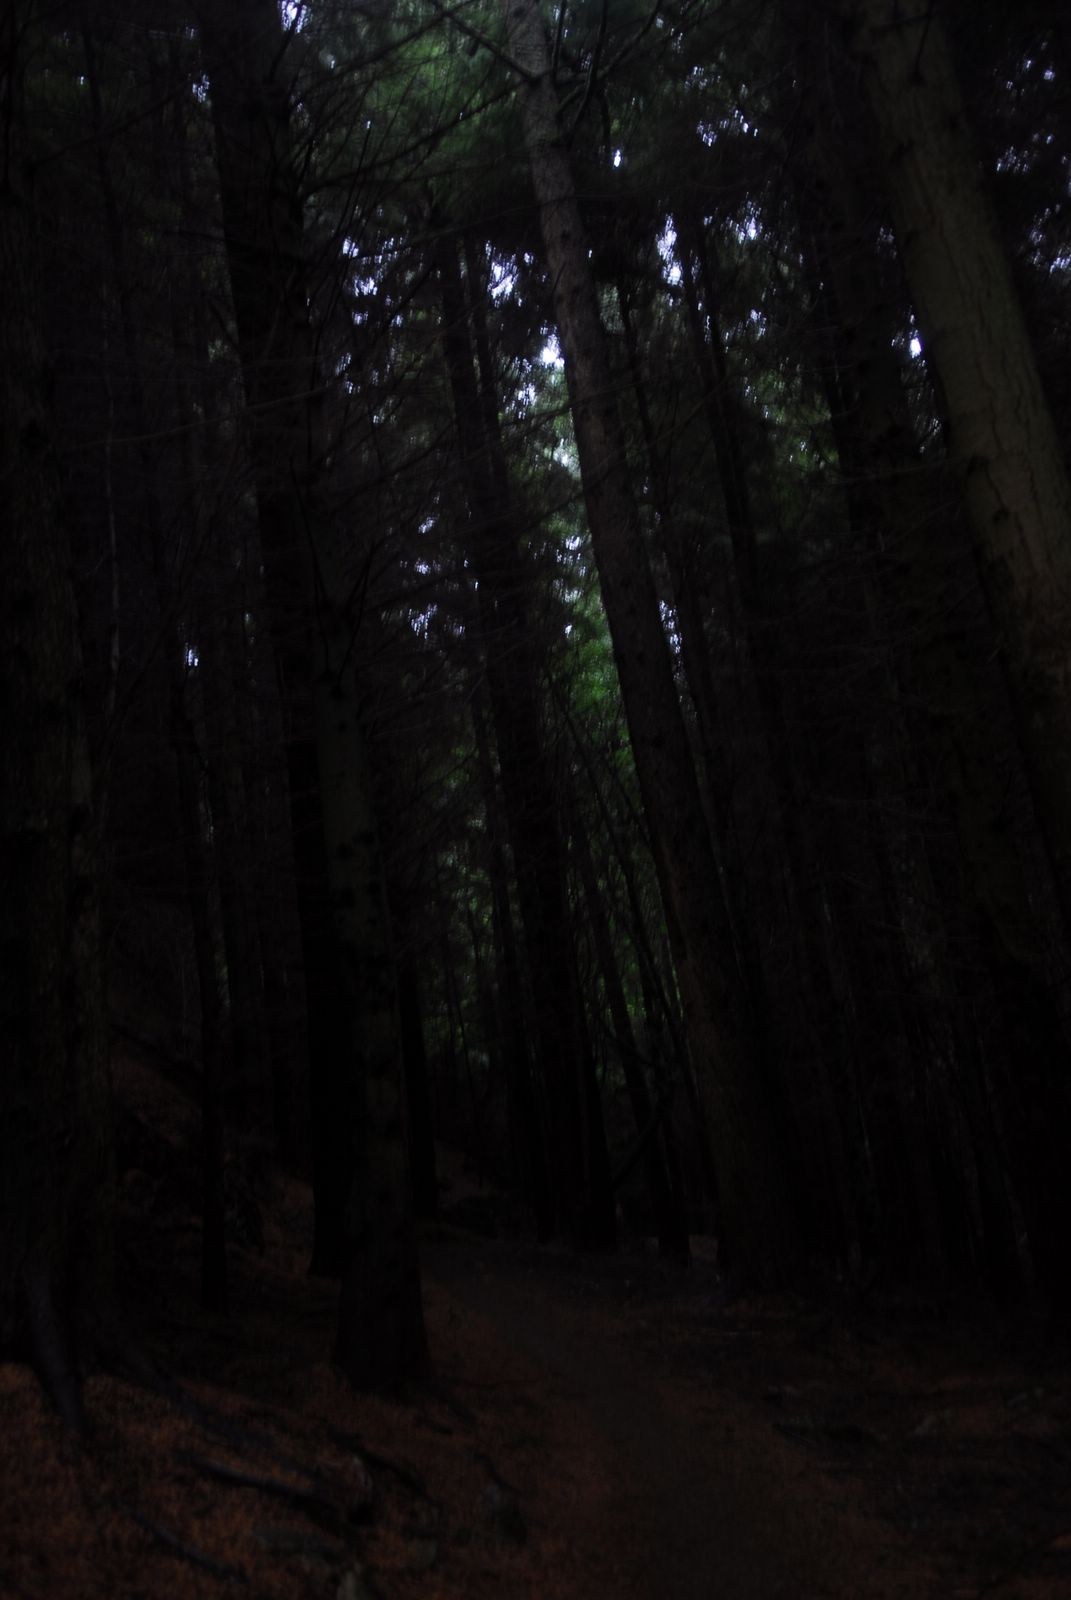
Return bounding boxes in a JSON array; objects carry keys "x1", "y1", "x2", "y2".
[
  {"x1": 199, "y1": 0, "x2": 427, "y2": 1385},
  {"x1": 500, "y1": 0, "x2": 798, "y2": 1287},
  {"x1": 842, "y1": 0, "x2": 1071, "y2": 952},
  {"x1": 836, "y1": 0, "x2": 1071, "y2": 1304},
  {"x1": 0, "y1": 1, "x2": 115, "y2": 1425},
  {"x1": 436, "y1": 224, "x2": 616, "y2": 1248}
]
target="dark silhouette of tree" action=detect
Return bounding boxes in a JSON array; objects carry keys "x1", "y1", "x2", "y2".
[
  {"x1": 198, "y1": 0, "x2": 427, "y2": 1384},
  {"x1": 0, "y1": 1, "x2": 116, "y2": 1424}
]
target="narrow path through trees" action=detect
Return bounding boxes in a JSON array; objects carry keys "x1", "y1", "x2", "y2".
[{"x1": 425, "y1": 1234, "x2": 917, "y2": 1599}]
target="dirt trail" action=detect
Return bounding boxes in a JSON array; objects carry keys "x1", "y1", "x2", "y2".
[
  {"x1": 4, "y1": 1065, "x2": 1067, "y2": 1600},
  {"x1": 424, "y1": 1234, "x2": 912, "y2": 1599}
]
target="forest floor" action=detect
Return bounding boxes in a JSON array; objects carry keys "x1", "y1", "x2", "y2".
[{"x1": 2, "y1": 1039, "x2": 1071, "y2": 1599}]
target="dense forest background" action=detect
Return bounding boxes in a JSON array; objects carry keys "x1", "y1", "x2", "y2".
[{"x1": 2, "y1": 0, "x2": 1070, "y2": 1408}]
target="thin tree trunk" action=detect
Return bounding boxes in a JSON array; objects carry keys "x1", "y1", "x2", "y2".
[
  {"x1": 437, "y1": 226, "x2": 615, "y2": 1247},
  {"x1": 471, "y1": 689, "x2": 554, "y2": 1236},
  {"x1": 396, "y1": 954, "x2": 438, "y2": 1220},
  {"x1": 571, "y1": 795, "x2": 689, "y2": 1262}
]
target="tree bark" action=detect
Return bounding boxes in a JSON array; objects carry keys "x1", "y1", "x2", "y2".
[
  {"x1": 0, "y1": 5, "x2": 115, "y2": 1422},
  {"x1": 199, "y1": 0, "x2": 427, "y2": 1384},
  {"x1": 841, "y1": 0, "x2": 1071, "y2": 1306},
  {"x1": 82, "y1": 25, "x2": 231, "y2": 1311},
  {"x1": 471, "y1": 687, "x2": 555, "y2": 1236},
  {"x1": 843, "y1": 0, "x2": 1071, "y2": 958},
  {"x1": 571, "y1": 794, "x2": 689, "y2": 1262}
]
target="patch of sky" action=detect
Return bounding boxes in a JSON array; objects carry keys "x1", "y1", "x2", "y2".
[
  {"x1": 409, "y1": 604, "x2": 436, "y2": 640},
  {"x1": 540, "y1": 334, "x2": 565, "y2": 370},
  {"x1": 656, "y1": 220, "x2": 681, "y2": 286},
  {"x1": 490, "y1": 258, "x2": 517, "y2": 301},
  {"x1": 736, "y1": 203, "x2": 761, "y2": 244},
  {"x1": 996, "y1": 147, "x2": 1031, "y2": 175},
  {"x1": 659, "y1": 598, "x2": 681, "y2": 652}
]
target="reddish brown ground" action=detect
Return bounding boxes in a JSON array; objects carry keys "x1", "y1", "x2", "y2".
[{"x1": 2, "y1": 1042, "x2": 1069, "y2": 1599}]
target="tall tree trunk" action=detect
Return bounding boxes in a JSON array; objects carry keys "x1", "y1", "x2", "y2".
[
  {"x1": 0, "y1": 5, "x2": 115, "y2": 1423},
  {"x1": 840, "y1": 0, "x2": 1071, "y2": 1308},
  {"x1": 199, "y1": 0, "x2": 427, "y2": 1384},
  {"x1": 796, "y1": 46, "x2": 1054, "y2": 1292},
  {"x1": 676, "y1": 207, "x2": 869, "y2": 1259},
  {"x1": 471, "y1": 688, "x2": 554, "y2": 1236},
  {"x1": 501, "y1": 0, "x2": 796, "y2": 1284},
  {"x1": 244, "y1": 592, "x2": 313, "y2": 1171},
  {"x1": 843, "y1": 0, "x2": 1071, "y2": 959},
  {"x1": 620, "y1": 269, "x2": 858, "y2": 1262},
  {"x1": 82, "y1": 25, "x2": 230, "y2": 1310},
  {"x1": 437, "y1": 226, "x2": 615, "y2": 1248},
  {"x1": 571, "y1": 795, "x2": 689, "y2": 1262}
]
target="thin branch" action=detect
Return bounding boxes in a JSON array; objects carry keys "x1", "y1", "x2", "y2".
[
  {"x1": 560, "y1": 1, "x2": 663, "y2": 119},
  {"x1": 552, "y1": 0, "x2": 568, "y2": 75},
  {"x1": 565, "y1": 0, "x2": 609, "y2": 138}
]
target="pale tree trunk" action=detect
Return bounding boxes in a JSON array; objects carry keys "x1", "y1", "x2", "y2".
[
  {"x1": 199, "y1": 0, "x2": 426, "y2": 1384},
  {"x1": 0, "y1": 3, "x2": 115, "y2": 1424},
  {"x1": 841, "y1": 0, "x2": 1071, "y2": 1307},
  {"x1": 843, "y1": 0, "x2": 1071, "y2": 954},
  {"x1": 501, "y1": 0, "x2": 796, "y2": 1284},
  {"x1": 798, "y1": 32, "x2": 1064, "y2": 1297}
]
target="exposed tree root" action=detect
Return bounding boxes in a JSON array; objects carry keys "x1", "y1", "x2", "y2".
[
  {"x1": 179, "y1": 1452, "x2": 371, "y2": 1536},
  {"x1": 120, "y1": 1503, "x2": 249, "y2": 1584},
  {"x1": 21, "y1": 1262, "x2": 85, "y2": 1434}
]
